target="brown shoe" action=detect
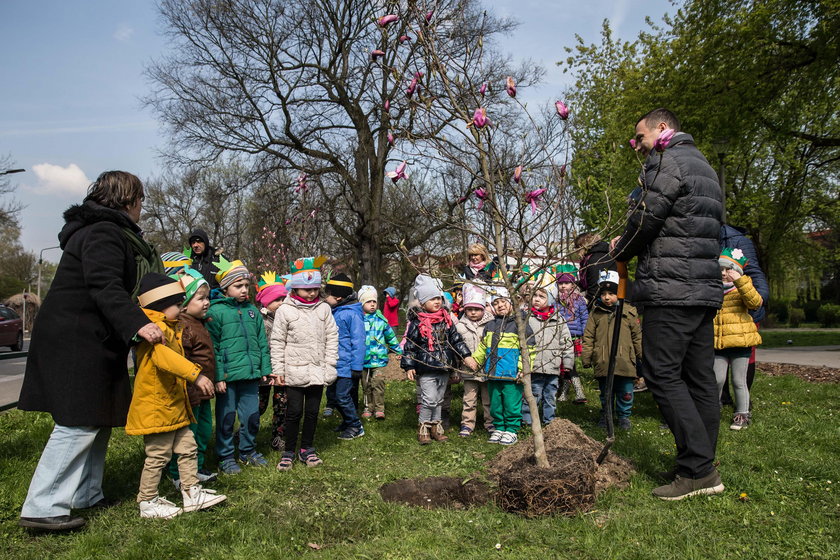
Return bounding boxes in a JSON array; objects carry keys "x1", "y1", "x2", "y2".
[
  {"x1": 418, "y1": 423, "x2": 431, "y2": 445},
  {"x1": 429, "y1": 421, "x2": 448, "y2": 442}
]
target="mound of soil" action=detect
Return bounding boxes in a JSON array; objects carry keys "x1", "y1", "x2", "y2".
[
  {"x1": 758, "y1": 362, "x2": 840, "y2": 384},
  {"x1": 379, "y1": 476, "x2": 491, "y2": 510}
]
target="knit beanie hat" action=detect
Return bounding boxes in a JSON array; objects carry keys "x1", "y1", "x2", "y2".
[
  {"x1": 488, "y1": 284, "x2": 511, "y2": 302},
  {"x1": 138, "y1": 272, "x2": 186, "y2": 311},
  {"x1": 598, "y1": 269, "x2": 620, "y2": 293},
  {"x1": 554, "y1": 263, "x2": 578, "y2": 284},
  {"x1": 179, "y1": 267, "x2": 209, "y2": 306},
  {"x1": 325, "y1": 272, "x2": 354, "y2": 299},
  {"x1": 358, "y1": 285, "x2": 378, "y2": 304},
  {"x1": 412, "y1": 274, "x2": 443, "y2": 305},
  {"x1": 535, "y1": 273, "x2": 558, "y2": 307},
  {"x1": 719, "y1": 247, "x2": 747, "y2": 274},
  {"x1": 161, "y1": 250, "x2": 192, "y2": 276},
  {"x1": 288, "y1": 256, "x2": 326, "y2": 289},
  {"x1": 255, "y1": 271, "x2": 288, "y2": 307},
  {"x1": 461, "y1": 282, "x2": 486, "y2": 309},
  {"x1": 214, "y1": 255, "x2": 250, "y2": 290},
  {"x1": 383, "y1": 286, "x2": 397, "y2": 298}
]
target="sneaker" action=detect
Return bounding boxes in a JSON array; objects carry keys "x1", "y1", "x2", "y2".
[
  {"x1": 618, "y1": 418, "x2": 632, "y2": 431},
  {"x1": 458, "y1": 425, "x2": 473, "y2": 437},
  {"x1": 375, "y1": 411, "x2": 386, "y2": 420},
  {"x1": 218, "y1": 456, "x2": 241, "y2": 475},
  {"x1": 298, "y1": 448, "x2": 323, "y2": 467},
  {"x1": 270, "y1": 435, "x2": 285, "y2": 451},
  {"x1": 276, "y1": 452, "x2": 295, "y2": 471},
  {"x1": 361, "y1": 410, "x2": 373, "y2": 419},
  {"x1": 182, "y1": 484, "x2": 226, "y2": 512},
  {"x1": 197, "y1": 469, "x2": 218, "y2": 483},
  {"x1": 139, "y1": 496, "x2": 182, "y2": 519},
  {"x1": 633, "y1": 378, "x2": 648, "y2": 392},
  {"x1": 573, "y1": 397, "x2": 588, "y2": 405},
  {"x1": 499, "y1": 432, "x2": 518, "y2": 446},
  {"x1": 730, "y1": 413, "x2": 750, "y2": 431},
  {"x1": 487, "y1": 430, "x2": 503, "y2": 444},
  {"x1": 240, "y1": 451, "x2": 268, "y2": 467},
  {"x1": 338, "y1": 426, "x2": 365, "y2": 440},
  {"x1": 323, "y1": 407, "x2": 334, "y2": 417},
  {"x1": 652, "y1": 469, "x2": 725, "y2": 501}
]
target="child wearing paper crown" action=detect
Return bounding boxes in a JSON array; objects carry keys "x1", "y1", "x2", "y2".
[
  {"x1": 455, "y1": 282, "x2": 494, "y2": 437},
  {"x1": 161, "y1": 250, "x2": 193, "y2": 277},
  {"x1": 357, "y1": 285, "x2": 402, "y2": 419},
  {"x1": 256, "y1": 272, "x2": 290, "y2": 451},
  {"x1": 714, "y1": 248, "x2": 763, "y2": 431},
  {"x1": 555, "y1": 264, "x2": 589, "y2": 404},
  {"x1": 127, "y1": 273, "x2": 226, "y2": 519},
  {"x1": 470, "y1": 285, "x2": 536, "y2": 446},
  {"x1": 166, "y1": 268, "x2": 220, "y2": 489},
  {"x1": 402, "y1": 274, "x2": 477, "y2": 444},
  {"x1": 581, "y1": 270, "x2": 642, "y2": 431},
  {"x1": 271, "y1": 256, "x2": 338, "y2": 471},
  {"x1": 523, "y1": 276, "x2": 575, "y2": 425},
  {"x1": 205, "y1": 257, "x2": 273, "y2": 474}
]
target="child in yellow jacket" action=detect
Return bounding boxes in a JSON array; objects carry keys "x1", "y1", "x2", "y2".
[
  {"x1": 127, "y1": 273, "x2": 225, "y2": 519},
  {"x1": 714, "y1": 248, "x2": 763, "y2": 431}
]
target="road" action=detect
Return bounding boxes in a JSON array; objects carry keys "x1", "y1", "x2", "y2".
[
  {"x1": 756, "y1": 345, "x2": 840, "y2": 369},
  {"x1": 0, "y1": 338, "x2": 29, "y2": 411}
]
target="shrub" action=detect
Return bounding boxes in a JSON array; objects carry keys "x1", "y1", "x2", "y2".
[
  {"x1": 803, "y1": 299, "x2": 822, "y2": 323},
  {"x1": 816, "y1": 303, "x2": 840, "y2": 328},
  {"x1": 767, "y1": 299, "x2": 790, "y2": 324},
  {"x1": 788, "y1": 307, "x2": 805, "y2": 328},
  {"x1": 762, "y1": 313, "x2": 780, "y2": 328}
]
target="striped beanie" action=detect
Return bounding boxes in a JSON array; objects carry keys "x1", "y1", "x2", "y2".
[
  {"x1": 161, "y1": 251, "x2": 192, "y2": 276},
  {"x1": 215, "y1": 255, "x2": 250, "y2": 290}
]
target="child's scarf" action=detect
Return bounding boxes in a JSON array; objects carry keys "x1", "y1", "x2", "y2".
[
  {"x1": 468, "y1": 259, "x2": 487, "y2": 277},
  {"x1": 290, "y1": 293, "x2": 321, "y2": 306},
  {"x1": 531, "y1": 305, "x2": 555, "y2": 321},
  {"x1": 417, "y1": 309, "x2": 452, "y2": 351}
]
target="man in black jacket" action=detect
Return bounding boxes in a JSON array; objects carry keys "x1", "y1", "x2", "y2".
[
  {"x1": 611, "y1": 108, "x2": 724, "y2": 500},
  {"x1": 188, "y1": 228, "x2": 222, "y2": 289}
]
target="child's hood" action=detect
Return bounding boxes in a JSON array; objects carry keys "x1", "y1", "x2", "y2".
[
  {"x1": 333, "y1": 300, "x2": 363, "y2": 319},
  {"x1": 141, "y1": 307, "x2": 179, "y2": 334},
  {"x1": 364, "y1": 309, "x2": 389, "y2": 324}
]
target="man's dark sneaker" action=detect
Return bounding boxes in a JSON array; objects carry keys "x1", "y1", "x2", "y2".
[
  {"x1": 337, "y1": 426, "x2": 365, "y2": 440},
  {"x1": 19, "y1": 515, "x2": 86, "y2": 532},
  {"x1": 652, "y1": 469, "x2": 724, "y2": 501},
  {"x1": 618, "y1": 418, "x2": 632, "y2": 431}
]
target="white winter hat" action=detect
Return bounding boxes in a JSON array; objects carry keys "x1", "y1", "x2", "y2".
[
  {"x1": 412, "y1": 274, "x2": 443, "y2": 304},
  {"x1": 462, "y1": 283, "x2": 487, "y2": 309},
  {"x1": 358, "y1": 285, "x2": 378, "y2": 304}
]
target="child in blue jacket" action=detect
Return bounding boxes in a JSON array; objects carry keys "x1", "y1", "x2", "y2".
[
  {"x1": 358, "y1": 285, "x2": 402, "y2": 419},
  {"x1": 556, "y1": 266, "x2": 588, "y2": 404},
  {"x1": 324, "y1": 273, "x2": 366, "y2": 440}
]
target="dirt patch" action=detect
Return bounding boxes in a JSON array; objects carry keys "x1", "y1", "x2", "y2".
[
  {"x1": 379, "y1": 476, "x2": 491, "y2": 510},
  {"x1": 758, "y1": 362, "x2": 840, "y2": 384}
]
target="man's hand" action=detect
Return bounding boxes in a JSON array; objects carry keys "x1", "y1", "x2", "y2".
[
  {"x1": 463, "y1": 357, "x2": 479, "y2": 371},
  {"x1": 405, "y1": 369, "x2": 415, "y2": 381},
  {"x1": 136, "y1": 323, "x2": 164, "y2": 344},
  {"x1": 194, "y1": 374, "x2": 214, "y2": 397},
  {"x1": 214, "y1": 381, "x2": 227, "y2": 394},
  {"x1": 609, "y1": 236, "x2": 622, "y2": 253}
]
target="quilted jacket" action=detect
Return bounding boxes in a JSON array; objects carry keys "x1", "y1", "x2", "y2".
[
  {"x1": 270, "y1": 297, "x2": 339, "y2": 387},
  {"x1": 714, "y1": 275, "x2": 763, "y2": 350}
]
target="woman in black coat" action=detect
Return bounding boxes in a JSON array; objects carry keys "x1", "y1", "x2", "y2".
[{"x1": 18, "y1": 171, "x2": 164, "y2": 532}]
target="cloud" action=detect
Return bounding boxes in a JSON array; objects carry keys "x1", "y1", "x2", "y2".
[
  {"x1": 29, "y1": 163, "x2": 91, "y2": 197},
  {"x1": 113, "y1": 24, "x2": 134, "y2": 42}
]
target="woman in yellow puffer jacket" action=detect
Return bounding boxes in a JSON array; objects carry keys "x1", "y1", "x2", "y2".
[{"x1": 714, "y1": 248, "x2": 763, "y2": 431}]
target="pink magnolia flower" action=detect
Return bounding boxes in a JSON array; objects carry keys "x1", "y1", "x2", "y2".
[
  {"x1": 406, "y1": 76, "x2": 419, "y2": 97},
  {"x1": 424, "y1": 9, "x2": 434, "y2": 24},
  {"x1": 456, "y1": 194, "x2": 469, "y2": 204},
  {"x1": 386, "y1": 161, "x2": 408, "y2": 183},
  {"x1": 654, "y1": 128, "x2": 676, "y2": 152},
  {"x1": 370, "y1": 49, "x2": 385, "y2": 60},
  {"x1": 387, "y1": 132, "x2": 395, "y2": 146},
  {"x1": 629, "y1": 138, "x2": 637, "y2": 150},
  {"x1": 513, "y1": 165, "x2": 522, "y2": 184},
  {"x1": 377, "y1": 14, "x2": 399, "y2": 27},
  {"x1": 505, "y1": 76, "x2": 516, "y2": 98},
  {"x1": 294, "y1": 173, "x2": 308, "y2": 193},
  {"x1": 468, "y1": 107, "x2": 490, "y2": 129},
  {"x1": 384, "y1": 98, "x2": 391, "y2": 111},
  {"x1": 555, "y1": 100, "x2": 569, "y2": 120},
  {"x1": 475, "y1": 187, "x2": 488, "y2": 210},
  {"x1": 399, "y1": 35, "x2": 411, "y2": 44},
  {"x1": 525, "y1": 188, "x2": 547, "y2": 214},
  {"x1": 414, "y1": 71, "x2": 424, "y2": 79},
  {"x1": 479, "y1": 82, "x2": 487, "y2": 97}
]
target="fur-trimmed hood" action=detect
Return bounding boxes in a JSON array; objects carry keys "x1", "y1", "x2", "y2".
[{"x1": 59, "y1": 201, "x2": 139, "y2": 249}]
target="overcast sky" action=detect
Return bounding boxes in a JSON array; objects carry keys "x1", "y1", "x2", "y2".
[{"x1": 0, "y1": 0, "x2": 673, "y2": 259}]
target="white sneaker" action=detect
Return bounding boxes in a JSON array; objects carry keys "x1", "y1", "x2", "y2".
[
  {"x1": 499, "y1": 432, "x2": 518, "y2": 446},
  {"x1": 182, "y1": 484, "x2": 227, "y2": 512},
  {"x1": 139, "y1": 496, "x2": 182, "y2": 519},
  {"x1": 487, "y1": 430, "x2": 503, "y2": 444}
]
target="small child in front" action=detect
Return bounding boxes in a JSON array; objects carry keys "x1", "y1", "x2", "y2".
[
  {"x1": 358, "y1": 285, "x2": 402, "y2": 420},
  {"x1": 556, "y1": 265, "x2": 589, "y2": 403},
  {"x1": 402, "y1": 275, "x2": 476, "y2": 444},
  {"x1": 455, "y1": 282, "x2": 494, "y2": 437},
  {"x1": 127, "y1": 273, "x2": 226, "y2": 519},
  {"x1": 714, "y1": 248, "x2": 763, "y2": 430},
  {"x1": 206, "y1": 258, "x2": 273, "y2": 474},
  {"x1": 471, "y1": 286, "x2": 535, "y2": 446},
  {"x1": 256, "y1": 272, "x2": 290, "y2": 451},
  {"x1": 581, "y1": 270, "x2": 642, "y2": 431}
]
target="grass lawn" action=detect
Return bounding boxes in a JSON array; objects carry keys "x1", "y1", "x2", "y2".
[
  {"x1": 2, "y1": 371, "x2": 839, "y2": 559},
  {"x1": 759, "y1": 330, "x2": 840, "y2": 348}
]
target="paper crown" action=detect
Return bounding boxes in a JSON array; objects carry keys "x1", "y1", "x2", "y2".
[
  {"x1": 213, "y1": 254, "x2": 247, "y2": 284},
  {"x1": 289, "y1": 255, "x2": 328, "y2": 275},
  {"x1": 178, "y1": 267, "x2": 209, "y2": 304},
  {"x1": 719, "y1": 247, "x2": 747, "y2": 270},
  {"x1": 161, "y1": 249, "x2": 193, "y2": 275},
  {"x1": 256, "y1": 271, "x2": 287, "y2": 292}
]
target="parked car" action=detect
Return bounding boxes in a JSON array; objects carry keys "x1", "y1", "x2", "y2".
[{"x1": 0, "y1": 305, "x2": 23, "y2": 351}]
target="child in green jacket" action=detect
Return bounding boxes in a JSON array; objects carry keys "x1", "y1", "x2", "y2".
[
  {"x1": 206, "y1": 258, "x2": 273, "y2": 474},
  {"x1": 358, "y1": 286, "x2": 402, "y2": 419}
]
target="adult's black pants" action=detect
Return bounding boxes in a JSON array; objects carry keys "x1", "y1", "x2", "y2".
[
  {"x1": 283, "y1": 385, "x2": 324, "y2": 454},
  {"x1": 642, "y1": 306, "x2": 720, "y2": 478}
]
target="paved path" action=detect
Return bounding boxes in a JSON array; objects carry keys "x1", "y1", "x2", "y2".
[
  {"x1": 756, "y1": 346, "x2": 840, "y2": 369},
  {"x1": 0, "y1": 338, "x2": 29, "y2": 411}
]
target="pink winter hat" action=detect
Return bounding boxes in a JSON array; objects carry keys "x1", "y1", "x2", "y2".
[{"x1": 255, "y1": 283, "x2": 288, "y2": 307}]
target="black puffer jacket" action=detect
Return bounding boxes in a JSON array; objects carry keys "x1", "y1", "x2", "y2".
[
  {"x1": 612, "y1": 133, "x2": 723, "y2": 308},
  {"x1": 578, "y1": 241, "x2": 617, "y2": 303},
  {"x1": 401, "y1": 309, "x2": 471, "y2": 373}
]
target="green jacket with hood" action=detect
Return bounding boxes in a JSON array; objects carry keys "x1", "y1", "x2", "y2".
[{"x1": 206, "y1": 297, "x2": 271, "y2": 382}]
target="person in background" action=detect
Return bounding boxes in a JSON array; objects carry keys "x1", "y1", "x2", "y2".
[
  {"x1": 358, "y1": 285, "x2": 402, "y2": 420},
  {"x1": 187, "y1": 228, "x2": 223, "y2": 289},
  {"x1": 255, "y1": 272, "x2": 290, "y2": 451},
  {"x1": 382, "y1": 286, "x2": 401, "y2": 329}
]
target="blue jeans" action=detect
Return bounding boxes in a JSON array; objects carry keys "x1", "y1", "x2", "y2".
[
  {"x1": 522, "y1": 373, "x2": 560, "y2": 424},
  {"x1": 21, "y1": 425, "x2": 111, "y2": 518},
  {"x1": 597, "y1": 377, "x2": 635, "y2": 419},
  {"x1": 215, "y1": 379, "x2": 260, "y2": 460},
  {"x1": 334, "y1": 377, "x2": 361, "y2": 431}
]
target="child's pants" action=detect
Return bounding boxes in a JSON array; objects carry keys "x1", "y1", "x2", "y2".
[
  {"x1": 461, "y1": 379, "x2": 493, "y2": 431},
  {"x1": 259, "y1": 384, "x2": 288, "y2": 441},
  {"x1": 418, "y1": 371, "x2": 449, "y2": 423},
  {"x1": 597, "y1": 377, "x2": 634, "y2": 419},
  {"x1": 138, "y1": 426, "x2": 198, "y2": 502},
  {"x1": 284, "y1": 385, "x2": 323, "y2": 453},
  {"x1": 167, "y1": 399, "x2": 213, "y2": 480},
  {"x1": 488, "y1": 379, "x2": 524, "y2": 433},
  {"x1": 335, "y1": 377, "x2": 362, "y2": 432},
  {"x1": 521, "y1": 373, "x2": 560, "y2": 424},
  {"x1": 362, "y1": 368, "x2": 386, "y2": 413},
  {"x1": 714, "y1": 347, "x2": 751, "y2": 414},
  {"x1": 215, "y1": 379, "x2": 260, "y2": 460}
]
